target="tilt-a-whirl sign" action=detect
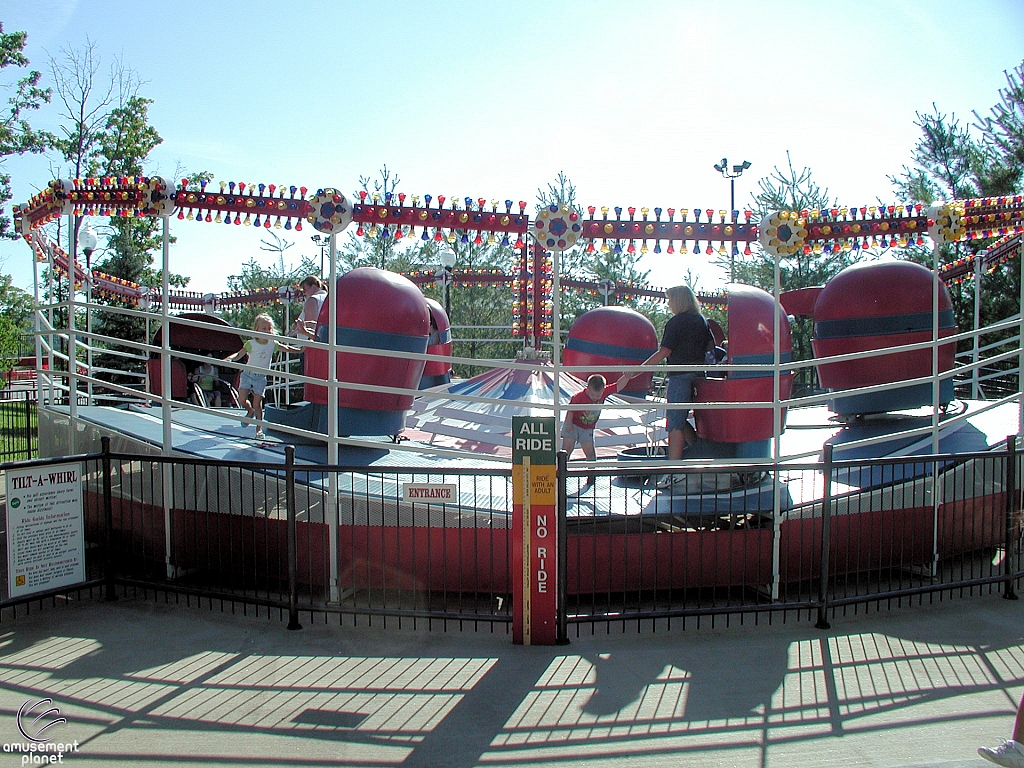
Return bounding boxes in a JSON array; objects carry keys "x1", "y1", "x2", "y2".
[{"x1": 511, "y1": 416, "x2": 557, "y2": 645}]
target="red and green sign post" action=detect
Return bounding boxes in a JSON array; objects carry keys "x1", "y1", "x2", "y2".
[{"x1": 511, "y1": 415, "x2": 558, "y2": 645}]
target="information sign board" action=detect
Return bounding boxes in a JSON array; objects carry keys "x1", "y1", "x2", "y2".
[{"x1": 5, "y1": 462, "x2": 86, "y2": 599}]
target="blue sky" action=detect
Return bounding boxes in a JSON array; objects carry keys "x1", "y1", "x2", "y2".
[{"x1": 2, "y1": 0, "x2": 1023, "y2": 295}]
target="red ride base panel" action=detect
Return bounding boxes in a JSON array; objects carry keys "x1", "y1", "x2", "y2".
[{"x1": 87, "y1": 489, "x2": 1011, "y2": 601}]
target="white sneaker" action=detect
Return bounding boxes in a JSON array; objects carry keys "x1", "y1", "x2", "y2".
[
  {"x1": 254, "y1": 428, "x2": 265, "y2": 439},
  {"x1": 655, "y1": 474, "x2": 676, "y2": 489},
  {"x1": 979, "y1": 740, "x2": 1024, "y2": 768}
]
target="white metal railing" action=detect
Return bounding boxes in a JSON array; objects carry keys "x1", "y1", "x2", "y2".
[
  {"x1": 30, "y1": 295, "x2": 1023, "y2": 467},
  {"x1": 27, "y1": 232, "x2": 1024, "y2": 474}
]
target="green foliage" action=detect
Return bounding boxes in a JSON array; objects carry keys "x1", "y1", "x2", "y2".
[
  {"x1": 334, "y1": 167, "x2": 524, "y2": 372},
  {"x1": 535, "y1": 171, "x2": 666, "y2": 346},
  {"x1": 0, "y1": 23, "x2": 51, "y2": 240},
  {"x1": 889, "y1": 71, "x2": 1023, "y2": 366},
  {"x1": 737, "y1": 152, "x2": 855, "y2": 288},
  {"x1": 46, "y1": 41, "x2": 199, "y2": 391},
  {"x1": 0, "y1": 25, "x2": 49, "y2": 374},
  {"x1": 0, "y1": 272, "x2": 33, "y2": 328},
  {"x1": 337, "y1": 165, "x2": 437, "y2": 273},
  {"x1": 92, "y1": 97, "x2": 173, "y2": 386},
  {"x1": 222, "y1": 252, "x2": 320, "y2": 334},
  {"x1": 0, "y1": 315, "x2": 23, "y2": 375},
  {"x1": 0, "y1": 275, "x2": 33, "y2": 375},
  {"x1": 970, "y1": 61, "x2": 1024, "y2": 360},
  {"x1": 891, "y1": 106, "x2": 983, "y2": 204},
  {"x1": 720, "y1": 153, "x2": 861, "y2": 392},
  {"x1": 974, "y1": 61, "x2": 1024, "y2": 193}
]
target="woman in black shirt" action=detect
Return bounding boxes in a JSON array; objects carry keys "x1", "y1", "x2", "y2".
[{"x1": 619, "y1": 285, "x2": 711, "y2": 461}]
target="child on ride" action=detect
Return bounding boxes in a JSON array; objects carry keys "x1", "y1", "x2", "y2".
[
  {"x1": 561, "y1": 374, "x2": 619, "y2": 483},
  {"x1": 224, "y1": 313, "x2": 301, "y2": 439}
]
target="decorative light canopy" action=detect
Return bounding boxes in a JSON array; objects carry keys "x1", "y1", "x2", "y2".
[
  {"x1": 14, "y1": 174, "x2": 1024, "y2": 256},
  {"x1": 13, "y1": 175, "x2": 1024, "y2": 330}
]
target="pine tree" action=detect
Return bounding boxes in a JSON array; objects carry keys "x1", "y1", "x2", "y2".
[
  {"x1": 723, "y1": 153, "x2": 858, "y2": 392},
  {"x1": 891, "y1": 93, "x2": 1022, "y2": 362},
  {"x1": 974, "y1": 61, "x2": 1024, "y2": 193},
  {"x1": 535, "y1": 172, "x2": 670, "y2": 352}
]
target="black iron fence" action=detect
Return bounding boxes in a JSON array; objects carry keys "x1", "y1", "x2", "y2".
[
  {"x1": 1, "y1": 438, "x2": 1021, "y2": 636},
  {"x1": 561, "y1": 441, "x2": 1021, "y2": 634}
]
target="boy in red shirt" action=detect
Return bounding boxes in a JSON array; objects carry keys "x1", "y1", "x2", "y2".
[{"x1": 562, "y1": 374, "x2": 618, "y2": 483}]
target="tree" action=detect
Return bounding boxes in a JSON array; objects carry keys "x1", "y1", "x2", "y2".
[
  {"x1": 890, "y1": 107, "x2": 983, "y2": 344},
  {"x1": 47, "y1": 41, "x2": 198, "y2": 392},
  {"x1": 48, "y1": 40, "x2": 145, "y2": 180},
  {"x1": 0, "y1": 273, "x2": 33, "y2": 372},
  {"x1": 891, "y1": 106, "x2": 982, "y2": 205},
  {"x1": 260, "y1": 232, "x2": 294, "y2": 276},
  {"x1": 0, "y1": 25, "x2": 50, "y2": 371},
  {"x1": 222, "y1": 253, "x2": 320, "y2": 336},
  {"x1": 90, "y1": 95, "x2": 178, "y2": 389},
  {"x1": 47, "y1": 40, "x2": 138, "y2": 254},
  {"x1": 337, "y1": 165, "x2": 433, "y2": 274},
  {"x1": 890, "y1": 95, "x2": 1022, "y2": 354},
  {"x1": 0, "y1": 25, "x2": 48, "y2": 368},
  {"x1": 974, "y1": 61, "x2": 1024, "y2": 194},
  {"x1": 0, "y1": 24, "x2": 51, "y2": 242},
  {"x1": 724, "y1": 153, "x2": 857, "y2": 392},
  {"x1": 535, "y1": 172, "x2": 670, "y2": 353}
]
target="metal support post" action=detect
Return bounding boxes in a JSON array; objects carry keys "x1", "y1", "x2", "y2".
[
  {"x1": 1005, "y1": 435, "x2": 1019, "y2": 601},
  {"x1": 327, "y1": 232, "x2": 339, "y2": 602},
  {"x1": 556, "y1": 449, "x2": 569, "y2": 645},
  {"x1": 815, "y1": 443, "x2": 833, "y2": 629},
  {"x1": 102, "y1": 436, "x2": 117, "y2": 601},
  {"x1": 285, "y1": 445, "x2": 302, "y2": 628}
]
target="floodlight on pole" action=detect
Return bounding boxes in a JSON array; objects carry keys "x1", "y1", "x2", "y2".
[
  {"x1": 311, "y1": 233, "x2": 330, "y2": 276},
  {"x1": 713, "y1": 157, "x2": 751, "y2": 281}
]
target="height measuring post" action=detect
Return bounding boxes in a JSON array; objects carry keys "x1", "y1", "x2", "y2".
[{"x1": 511, "y1": 415, "x2": 558, "y2": 645}]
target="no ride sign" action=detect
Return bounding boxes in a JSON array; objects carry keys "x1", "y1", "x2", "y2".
[{"x1": 511, "y1": 416, "x2": 557, "y2": 645}]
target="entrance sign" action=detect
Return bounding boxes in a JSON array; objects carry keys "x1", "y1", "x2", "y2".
[
  {"x1": 5, "y1": 462, "x2": 86, "y2": 599},
  {"x1": 511, "y1": 416, "x2": 557, "y2": 645},
  {"x1": 402, "y1": 483, "x2": 457, "y2": 503}
]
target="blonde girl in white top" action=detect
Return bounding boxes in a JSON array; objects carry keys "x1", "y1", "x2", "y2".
[{"x1": 224, "y1": 313, "x2": 300, "y2": 438}]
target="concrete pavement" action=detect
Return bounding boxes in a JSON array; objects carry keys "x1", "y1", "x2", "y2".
[{"x1": 0, "y1": 592, "x2": 1021, "y2": 768}]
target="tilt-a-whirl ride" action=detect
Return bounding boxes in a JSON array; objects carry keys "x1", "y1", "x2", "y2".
[{"x1": 13, "y1": 174, "x2": 1024, "y2": 595}]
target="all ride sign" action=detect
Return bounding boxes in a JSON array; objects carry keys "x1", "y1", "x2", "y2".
[{"x1": 511, "y1": 415, "x2": 557, "y2": 645}]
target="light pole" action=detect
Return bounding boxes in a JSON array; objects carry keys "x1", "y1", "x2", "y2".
[
  {"x1": 78, "y1": 220, "x2": 98, "y2": 400},
  {"x1": 439, "y1": 250, "x2": 456, "y2": 319},
  {"x1": 311, "y1": 233, "x2": 330, "y2": 276},
  {"x1": 713, "y1": 158, "x2": 751, "y2": 282}
]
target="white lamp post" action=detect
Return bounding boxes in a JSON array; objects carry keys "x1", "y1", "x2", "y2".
[{"x1": 78, "y1": 221, "x2": 99, "y2": 400}]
